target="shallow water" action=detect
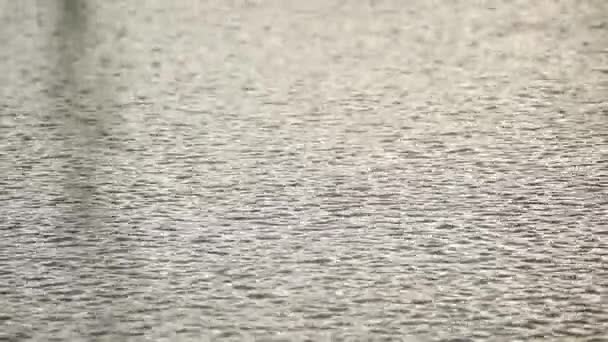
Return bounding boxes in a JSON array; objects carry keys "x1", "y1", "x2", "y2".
[{"x1": 0, "y1": 1, "x2": 607, "y2": 341}]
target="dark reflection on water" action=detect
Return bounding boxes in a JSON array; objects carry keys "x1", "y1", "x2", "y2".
[
  {"x1": 1, "y1": 0, "x2": 607, "y2": 341},
  {"x1": 53, "y1": 0, "x2": 98, "y2": 219}
]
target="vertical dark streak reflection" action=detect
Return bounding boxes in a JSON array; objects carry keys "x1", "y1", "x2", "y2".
[
  {"x1": 42, "y1": 1, "x2": 135, "y2": 334},
  {"x1": 51, "y1": 0, "x2": 115, "y2": 217},
  {"x1": 54, "y1": 0, "x2": 97, "y2": 216}
]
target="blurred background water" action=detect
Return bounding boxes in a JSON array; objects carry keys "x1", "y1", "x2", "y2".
[{"x1": 0, "y1": 0, "x2": 607, "y2": 341}]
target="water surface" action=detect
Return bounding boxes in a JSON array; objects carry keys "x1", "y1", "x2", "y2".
[{"x1": 0, "y1": 1, "x2": 607, "y2": 340}]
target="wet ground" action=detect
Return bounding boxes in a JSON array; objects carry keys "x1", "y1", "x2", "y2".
[{"x1": 0, "y1": 0, "x2": 607, "y2": 341}]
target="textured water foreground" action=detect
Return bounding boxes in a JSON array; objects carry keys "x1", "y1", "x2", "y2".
[{"x1": 0, "y1": 0, "x2": 607, "y2": 341}]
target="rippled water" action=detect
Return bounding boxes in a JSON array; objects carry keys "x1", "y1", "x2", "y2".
[{"x1": 1, "y1": 0, "x2": 607, "y2": 341}]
